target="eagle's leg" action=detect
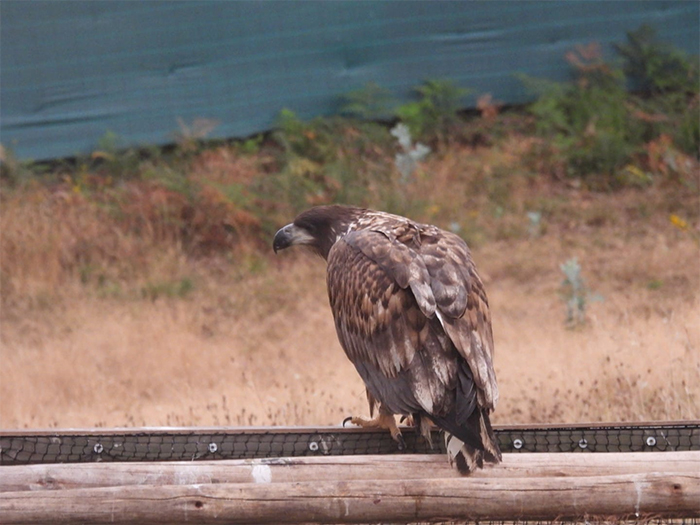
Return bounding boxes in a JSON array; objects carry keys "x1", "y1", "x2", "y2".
[
  {"x1": 344, "y1": 411, "x2": 405, "y2": 450},
  {"x1": 400, "y1": 414, "x2": 434, "y2": 447}
]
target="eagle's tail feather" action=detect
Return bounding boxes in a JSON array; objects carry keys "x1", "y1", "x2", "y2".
[
  {"x1": 479, "y1": 407, "x2": 501, "y2": 462},
  {"x1": 444, "y1": 408, "x2": 501, "y2": 475}
]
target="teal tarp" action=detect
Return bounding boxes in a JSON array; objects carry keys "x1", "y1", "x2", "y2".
[{"x1": 1, "y1": 1, "x2": 698, "y2": 161}]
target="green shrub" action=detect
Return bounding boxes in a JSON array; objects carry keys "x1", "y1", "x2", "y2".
[
  {"x1": 237, "y1": 134, "x2": 265, "y2": 155},
  {"x1": 521, "y1": 27, "x2": 699, "y2": 189},
  {"x1": 615, "y1": 26, "x2": 699, "y2": 157},
  {"x1": 273, "y1": 109, "x2": 334, "y2": 163},
  {"x1": 340, "y1": 82, "x2": 396, "y2": 121},
  {"x1": 264, "y1": 109, "x2": 396, "y2": 217},
  {"x1": 615, "y1": 24, "x2": 699, "y2": 97},
  {"x1": 521, "y1": 44, "x2": 639, "y2": 187},
  {"x1": 396, "y1": 79, "x2": 471, "y2": 145}
]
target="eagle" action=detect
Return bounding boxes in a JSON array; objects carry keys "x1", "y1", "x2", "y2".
[{"x1": 273, "y1": 205, "x2": 501, "y2": 473}]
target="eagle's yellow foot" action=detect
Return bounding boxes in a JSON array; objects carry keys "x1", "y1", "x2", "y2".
[{"x1": 343, "y1": 412, "x2": 405, "y2": 450}]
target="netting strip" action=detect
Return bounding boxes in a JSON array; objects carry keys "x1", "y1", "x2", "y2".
[{"x1": 1, "y1": 422, "x2": 698, "y2": 465}]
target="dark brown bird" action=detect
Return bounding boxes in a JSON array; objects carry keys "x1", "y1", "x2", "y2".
[{"x1": 273, "y1": 205, "x2": 500, "y2": 473}]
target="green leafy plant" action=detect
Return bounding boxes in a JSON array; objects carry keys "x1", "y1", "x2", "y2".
[
  {"x1": 340, "y1": 82, "x2": 396, "y2": 121},
  {"x1": 625, "y1": 28, "x2": 697, "y2": 146},
  {"x1": 396, "y1": 79, "x2": 471, "y2": 145},
  {"x1": 521, "y1": 44, "x2": 639, "y2": 187},
  {"x1": 238, "y1": 134, "x2": 265, "y2": 155},
  {"x1": 614, "y1": 26, "x2": 699, "y2": 157},
  {"x1": 266, "y1": 109, "x2": 397, "y2": 217},
  {"x1": 615, "y1": 24, "x2": 699, "y2": 96},
  {"x1": 273, "y1": 109, "x2": 338, "y2": 164},
  {"x1": 521, "y1": 27, "x2": 699, "y2": 189}
]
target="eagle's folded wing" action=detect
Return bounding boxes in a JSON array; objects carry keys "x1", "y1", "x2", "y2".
[
  {"x1": 326, "y1": 230, "x2": 466, "y2": 426},
  {"x1": 419, "y1": 229, "x2": 498, "y2": 409}
]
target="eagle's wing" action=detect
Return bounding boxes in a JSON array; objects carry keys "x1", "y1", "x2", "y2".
[
  {"x1": 327, "y1": 224, "x2": 497, "y2": 413},
  {"x1": 418, "y1": 227, "x2": 498, "y2": 409},
  {"x1": 326, "y1": 229, "x2": 465, "y2": 420},
  {"x1": 326, "y1": 228, "x2": 432, "y2": 380}
]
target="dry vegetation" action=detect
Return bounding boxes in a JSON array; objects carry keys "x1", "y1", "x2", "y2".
[{"x1": 1, "y1": 124, "x2": 698, "y2": 430}]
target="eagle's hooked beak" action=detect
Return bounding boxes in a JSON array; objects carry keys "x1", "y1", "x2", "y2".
[
  {"x1": 273, "y1": 223, "x2": 294, "y2": 253},
  {"x1": 272, "y1": 223, "x2": 315, "y2": 253}
]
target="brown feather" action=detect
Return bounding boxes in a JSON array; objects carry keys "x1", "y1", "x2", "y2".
[{"x1": 275, "y1": 205, "x2": 501, "y2": 473}]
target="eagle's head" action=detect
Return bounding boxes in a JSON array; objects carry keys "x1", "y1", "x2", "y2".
[{"x1": 273, "y1": 205, "x2": 363, "y2": 259}]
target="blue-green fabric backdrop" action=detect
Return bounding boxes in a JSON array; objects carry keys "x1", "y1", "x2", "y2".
[{"x1": 1, "y1": 1, "x2": 698, "y2": 160}]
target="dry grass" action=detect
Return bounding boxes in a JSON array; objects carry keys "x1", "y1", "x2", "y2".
[
  {"x1": 1, "y1": 202, "x2": 698, "y2": 429},
  {"x1": 1, "y1": 137, "x2": 698, "y2": 430}
]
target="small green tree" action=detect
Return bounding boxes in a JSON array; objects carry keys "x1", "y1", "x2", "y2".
[
  {"x1": 396, "y1": 79, "x2": 470, "y2": 145},
  {"x1": 340, "y1": 82, "x2": 396, "y2": 121},
  {"x1": 615, "y1": 24, "x2": 699, "y2": 96}
]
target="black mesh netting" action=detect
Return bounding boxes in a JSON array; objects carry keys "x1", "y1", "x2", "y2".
[{"x1": 1, "y1": 422, "x2": 698, "y2": 465}]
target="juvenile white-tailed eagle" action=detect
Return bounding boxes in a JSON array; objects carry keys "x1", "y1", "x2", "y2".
[{"x1": 273, "y1": 205, "x2": 501, "y2": 473}]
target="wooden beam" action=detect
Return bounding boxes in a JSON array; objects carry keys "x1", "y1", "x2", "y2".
[
  {"x1": 2, "y1": 451, "x2": 699, "y2": 492},
  {"x1": 1, "y1": 453, "x2": 698, "y2": 524},
  {"x1": 1, "y1": 472, "x2": 697, "y2": 524}
]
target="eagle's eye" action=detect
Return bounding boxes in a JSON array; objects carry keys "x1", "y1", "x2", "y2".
[{"x1": 298, "y1": 222, "x2": 317, "y2": 235}]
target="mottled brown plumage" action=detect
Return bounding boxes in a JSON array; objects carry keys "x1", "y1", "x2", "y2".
[{"x1": 273, "y1": 205, "x2": 501, "y2": 473}]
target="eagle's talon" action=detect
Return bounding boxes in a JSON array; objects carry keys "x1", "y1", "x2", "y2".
[
  {"x1": 396, "y1": 433, "x2": 406, "y2": 451},
  {"x1": 342, "y1": 416, "x2": 354, "y2": 428}
]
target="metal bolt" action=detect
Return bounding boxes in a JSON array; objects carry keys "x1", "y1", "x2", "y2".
[
  {"x1": 208, "y1": 442, "x2": 218, "y2": 453},
  {"x1": 578, "y1": 439, "x2": 588, "y2": 449},
  {"x1": 93, "y1": 443, "x2": 104, "y2": 454},
  {"x1": 308, "y1": 441, "x2": 319, "y2": 452},
  {"x1": 512, "y1": 438, "x2": 523, "y2": 450},
  {"x1": 646, "y1": 436, "x2": 657, "y2": 447}
]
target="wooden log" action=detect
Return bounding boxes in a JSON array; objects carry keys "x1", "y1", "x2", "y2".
[
  {"x1": 1, "y1": 452, "x2": 699, "y2": 524},
  {"x1": 0, "y1": 471, "x2": 698, "y2": 524},
  {"x1": 1, "y1": 451, "x2": 699, "y2": 492}
]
